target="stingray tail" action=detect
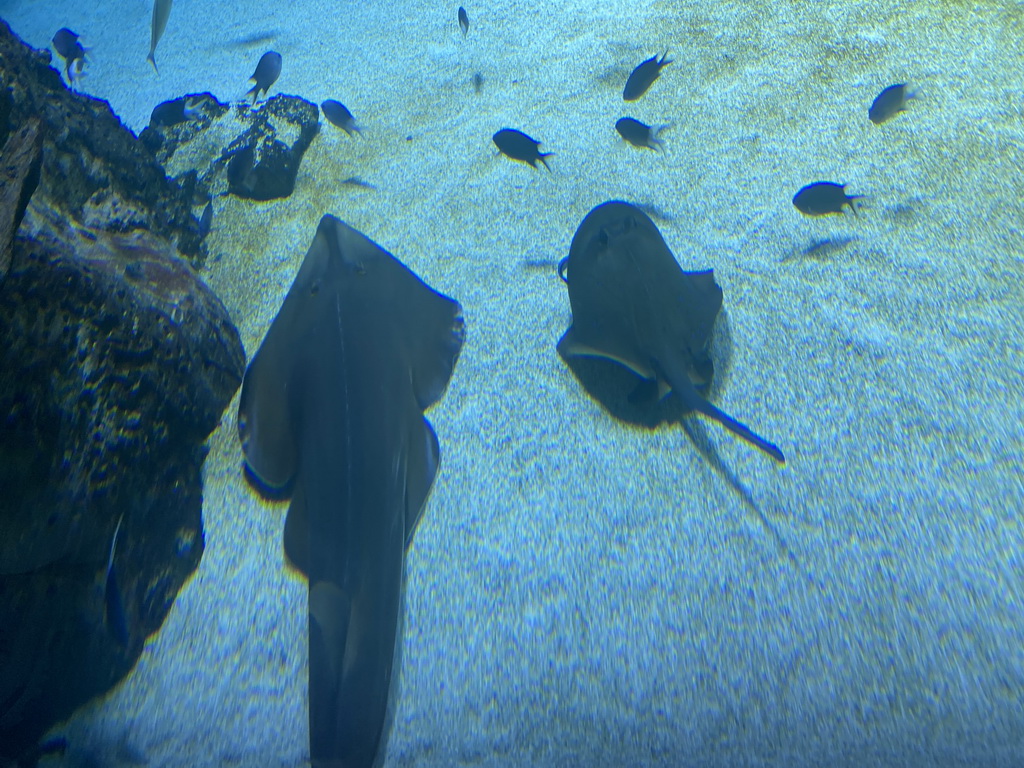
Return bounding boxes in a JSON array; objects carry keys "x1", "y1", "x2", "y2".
[
  {"x1": 695, "y1": 396, "x2": 786, "y2": 463},
  {"x1": 307, "y1": 527, "x2": 405, "y2": 767},
  {"x1": 664, "y1": 361, "x2": 786, "y2": 463}
]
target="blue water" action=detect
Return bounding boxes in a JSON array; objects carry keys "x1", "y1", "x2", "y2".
[{"x1": 1, "y1": 0, "x2": 1022, "y2": 765}]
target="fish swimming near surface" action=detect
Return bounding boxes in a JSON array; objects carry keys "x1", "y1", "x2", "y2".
[
  {"x1": 869, "y1": 83, "x2": 914, "y2": 125},
  {"x1": 321, "y1": 100, "x2": 360, "y2": 136},
  {"x1": 147, "y1": 0, "x2": 173, "y2": 72},
  {"x1": 557, "y1": 200, "x2": 785, "y2": 462},
  {"x1": 623, "y1": 51, "x2": 672, "y2": 101},
  {"x1": 792, "y1": 181, "x2": 862, "y2": 216},
  {"x1": 458, "y1": 6, "x2": 470, "y2": 35},
  {"x1": 105, "y1": 514, "x2": 129, "y2": 648},
  {"x1": 615, "y1": 117, "x2": 669, "y2": 151},
  {"x1": 247, "y1": 51, "x2": 282, "y2": 104},
  {"x1": 237, "y1": 214, "x2": 465, "y2": 768},
  {"x1": 493, "y1": 128, "x2": 552, "y2": 170},
  {"x1": 52, "y1": 28, "x2": 86, "y2": 86}
]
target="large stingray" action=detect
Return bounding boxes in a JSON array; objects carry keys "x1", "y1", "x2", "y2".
[
  {"x1": 237, "y1": 215, "x2": 465, "y2": 768},
  {"x1": 557, "y1": 201, "x2": 785, "y2": 463}
]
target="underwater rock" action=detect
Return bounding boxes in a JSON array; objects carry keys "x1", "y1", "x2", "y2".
[
  {"x1": 0, "y1": 20, "x2": 245, "y2": 756},
  {"x1": 0, "y1": 118, "x2": 43, "y2": 281},
  {"x1": 140, "y1": 91, "x2": 319, "y2": 202},
  {"x1": 139, "y1": 93, "x2": 229, "y2": 159},
  {"x1": 0, "y1": 17, "x2": 207, "y2": 265},
  {"x1": 0, "y1": 181, "x2": 244, "y2": 758}
]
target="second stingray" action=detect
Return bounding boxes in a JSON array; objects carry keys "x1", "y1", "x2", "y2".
[{"x1": 557, "y1": 201, "x2": 785, "y2": 463}]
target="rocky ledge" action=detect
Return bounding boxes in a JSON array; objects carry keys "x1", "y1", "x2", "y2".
[{"x1": 0, "y1": 18, "x2": 245, "y2": 759}]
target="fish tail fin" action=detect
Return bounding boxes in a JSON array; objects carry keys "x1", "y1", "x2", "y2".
[
  {"x1": 652, "y1": 124, "x2": 673, "y2": 153},
  {"x1": 539, "y1": 152, "x2": 555, "y2": 171},
  {"x1": 147, "y1": 52, "x2": 158, "y2": 73}
]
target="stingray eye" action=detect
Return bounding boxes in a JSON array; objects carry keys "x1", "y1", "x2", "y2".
[
  {"x1": 598, "y1": 229, "x2": 609, "y2": 247},
  {"x1": 309, "y1": 280, "x2": 320, "y2": 296}
]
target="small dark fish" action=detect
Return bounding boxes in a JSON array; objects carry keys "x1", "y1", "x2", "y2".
[
  {"x1": 149, "y1": 96, "x2": 198, "y2": 127},
  {"x1": 615, "y1": 117, "x2": 669, "y2": 151},
  {"x1": 321, "y1": 99, "x2": 360, "y2": 136},
  {"x1": 623, "y1": 51, "x2": 672, "y2": 101},
  {"x1": 198, "y1": 201, "x2": 213, "y2": 239},
  {"x1": 471, "y1": 72, "x2": 484, "y2": 93},
  {"x1": 105, "y1": 514, "x2": 129, "y2": 648},
  {"x1": 247, "y1": 51, "x2": 282, "y2": 104},
  {"x1": 458, "y1": 6, "x2": 470, "y2": 35},
  {"x1": 493, "y1": 128, "x2": 552, "y2": 170},
  {"x1": 227, "y1": 144, "x2": 256, "y2": 193},
  {"x1": 869, "y1": 83, "x2": 914, "y2": 125},
  {"x1": 52, "y1": 28, "x2": 86, "y2": 84},
  {"x1": 792, "y1": 182, "x2": 862, "y2": 217}
]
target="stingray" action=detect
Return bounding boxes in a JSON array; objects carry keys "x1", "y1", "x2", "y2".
[
  {"x1": 557, "y1": 201, "x2": 785, "y2": 463},
  {"x1": 237, "y1": 215, "x2": 465, "y2": 768}
]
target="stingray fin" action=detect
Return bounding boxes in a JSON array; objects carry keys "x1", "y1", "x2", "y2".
[
  {"x1": 404, "y1": 420, "x2": 440, "y2": 546},
  {"x1": 557, "y1": 326, "x2": 655, "y2": 379}
]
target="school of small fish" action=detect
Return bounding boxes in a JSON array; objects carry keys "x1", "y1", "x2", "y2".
[{"x1": 48, "y1": 1, "x2": 915, "y2": 224}]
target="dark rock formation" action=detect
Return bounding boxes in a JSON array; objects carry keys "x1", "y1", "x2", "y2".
[
  {"x1": 0, "y1": 118, "x2": 42, "y2": 280},
  {"x1": 140, "y1": 92, "x2": 320, "y2": 202},
  {"x1": 0, "y1": 19, "x2": 245, "y2": 758},
  {"x1": 0, "y1": 18, "x2": 207, "y2": 266}
]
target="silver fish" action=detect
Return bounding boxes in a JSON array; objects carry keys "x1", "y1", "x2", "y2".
[{"x1": 147, "y1": 0, "x2": 173, "y2": 72}]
